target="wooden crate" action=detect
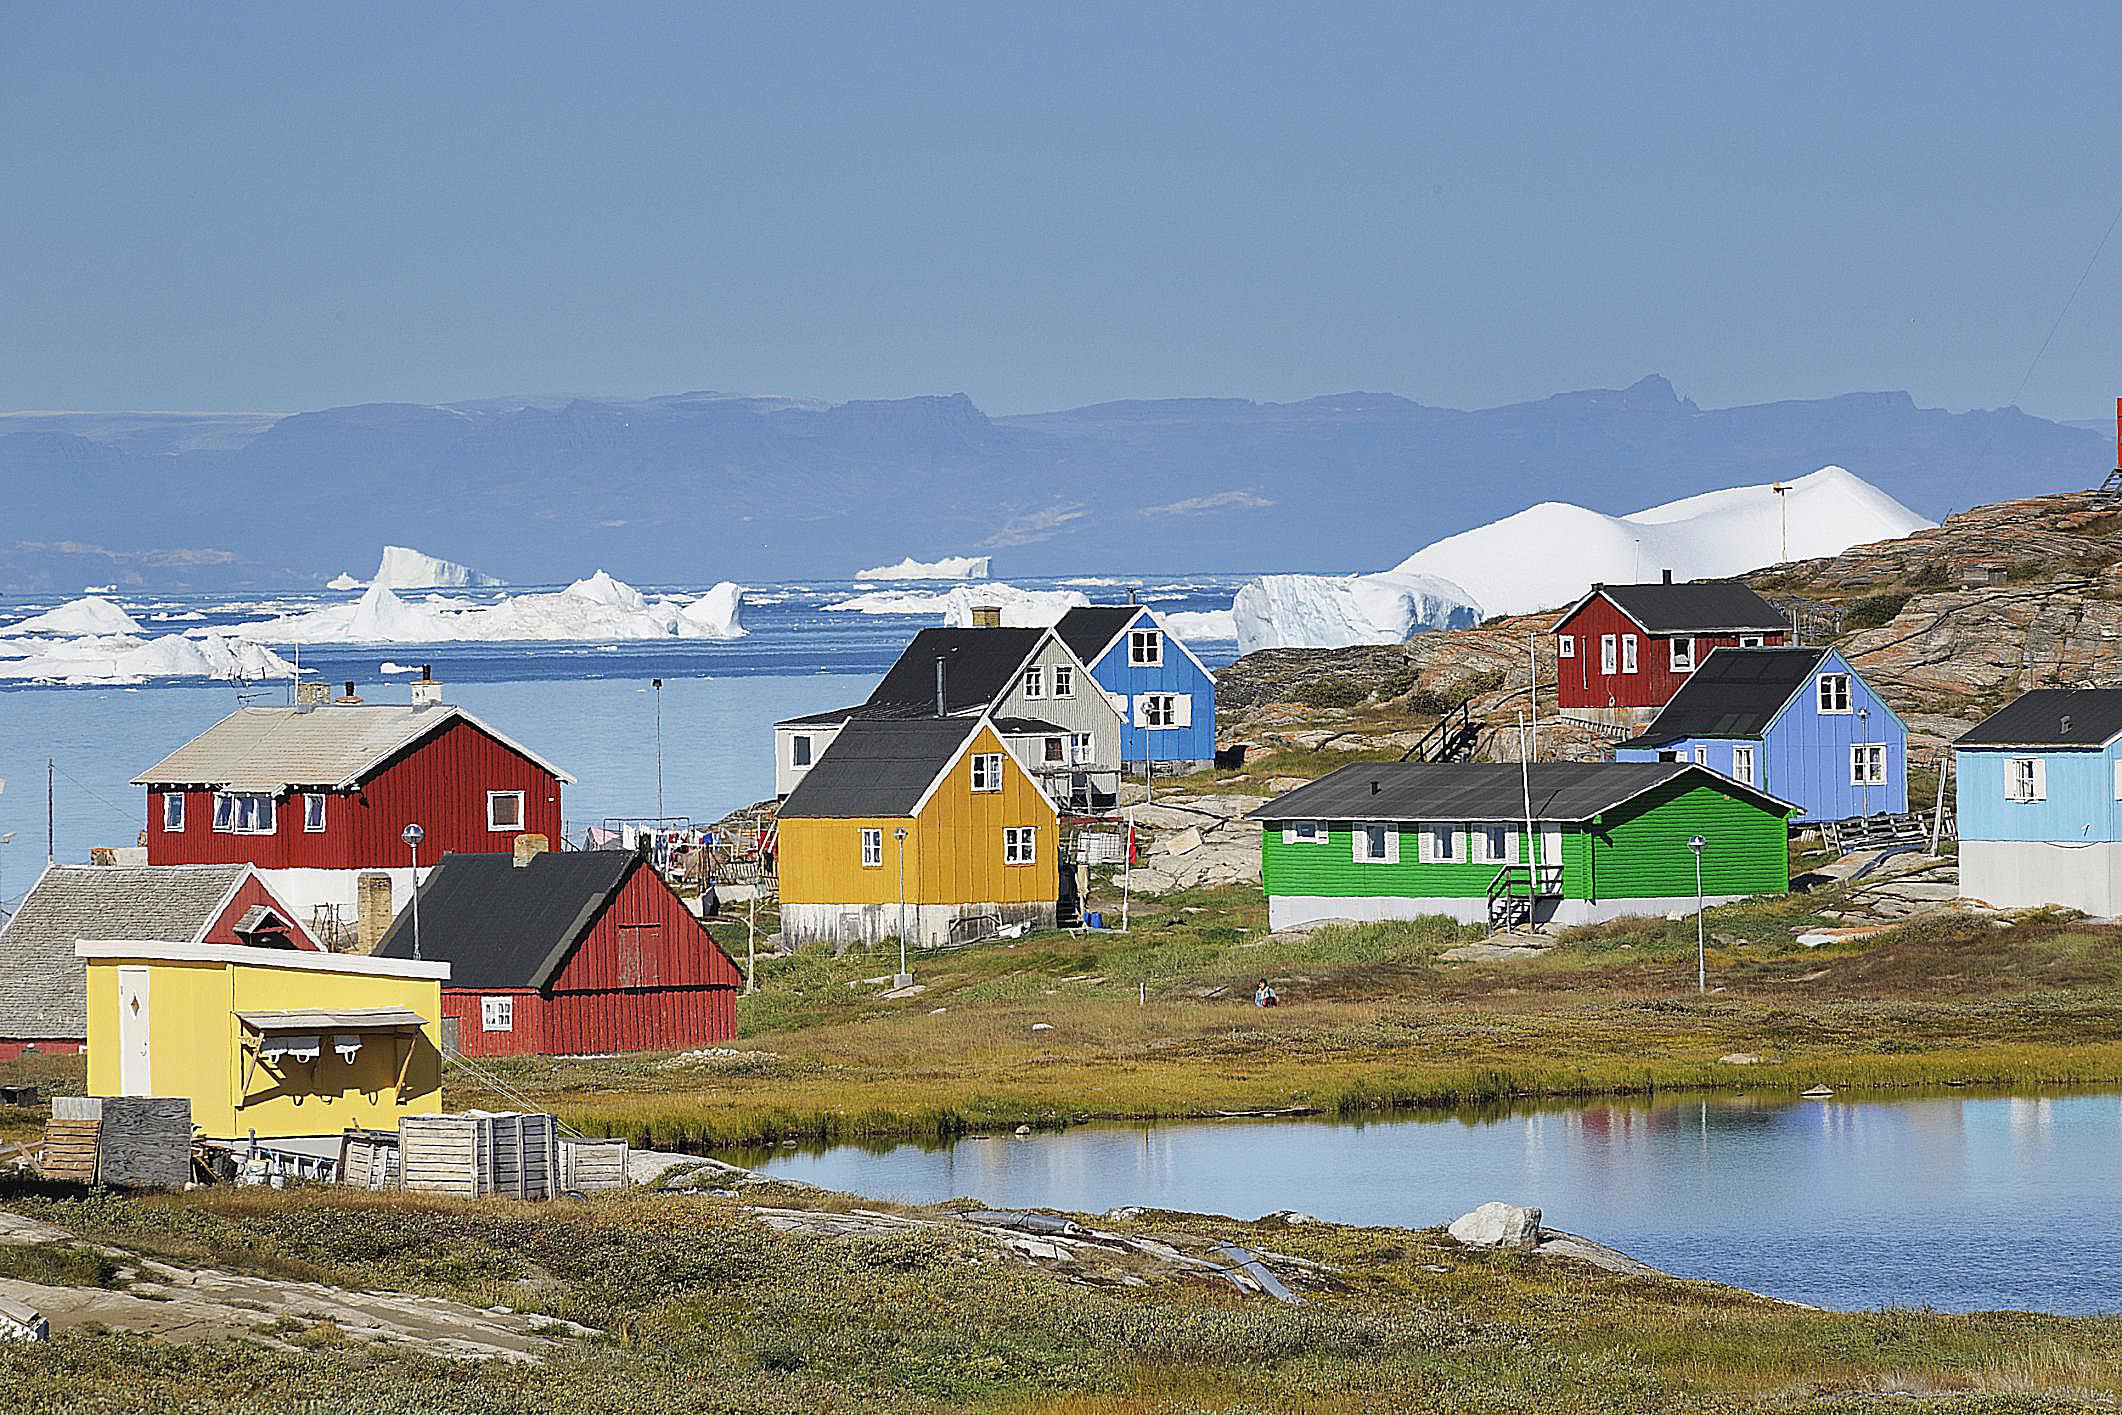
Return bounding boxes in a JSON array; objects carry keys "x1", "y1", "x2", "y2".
[
  {"x1": 97, "y1": 1097, "x2": 192, "y2": 1190},
  {"x1": 339, "y1": 1129, "x2": 400, "y2": 1190},
  {"x1": 38, "y1": 1118, "x2": 100, "y2": 1184},
  {"x1": 559, "y1": 1137, "x2": 628, "y2": 1193},
  {"x1": 399, "y1": 1112, "x2": 560, "y2": 1200}
]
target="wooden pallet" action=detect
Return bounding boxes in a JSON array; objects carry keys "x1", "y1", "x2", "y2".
[{"x1": 39, "y1": 1118, "x2": 100, "y2": 1184}]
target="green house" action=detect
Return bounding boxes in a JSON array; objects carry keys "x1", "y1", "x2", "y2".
[{"x1": 1251, "y1": 761, "x2": 1795, "y2": 931}]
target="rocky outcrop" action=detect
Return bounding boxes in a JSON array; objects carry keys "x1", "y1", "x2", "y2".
[{"x1": 1118, "y1": 794, "x2": 1266, "y2": 893}]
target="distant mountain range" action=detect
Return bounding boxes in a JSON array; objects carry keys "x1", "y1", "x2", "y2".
[{"x1": 0, "y1": 377, "x2": 2102, "y2": 591}]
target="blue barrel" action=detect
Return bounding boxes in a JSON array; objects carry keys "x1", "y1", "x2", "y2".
[{"x1": 1085, "y1": 910, "x2": 1103, "y2": 929}]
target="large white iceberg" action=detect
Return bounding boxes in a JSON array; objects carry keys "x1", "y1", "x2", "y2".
[
  {"x1": 224, "y1": 574, "x2": 747, "y2": 644},
  {"x1": 0, "y1": 631, "x2": 296, "y2": 685},
  {"x1": 0, "y1": 596, "x2": 146, "y2": 638},
  {"x1": 854, "y1": 554, "x2": 992, "y2": 581},
  {"x1": 825, "y1": 583, "x2": 1089, "y2": 628},
  {"x1": 1233, "y1": 573, "x2": 1481, "y2": 654},
  {"x1": 1157, "y1": 607, "x2": 1239, "y2": 642},
  {"x1": 327, "y1": 546, "x2": 503, "y2": 591}
]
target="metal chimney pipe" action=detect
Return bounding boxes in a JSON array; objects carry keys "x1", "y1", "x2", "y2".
[{"x1": 935, "y1": 656, "x2": 947, "y2": 717}]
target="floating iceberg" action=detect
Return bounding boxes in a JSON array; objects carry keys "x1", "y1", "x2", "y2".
[
  {"x1": 1157, "y1": 607, "x2": 1239, "y2": 642},
  {"x1": 0, "y1": 596, "x2": 146, "y2": 638},
  {"x1": 326, "y1": 546, "x2": 503, "y2": 591},
  {"x1": 825, "y1": 583, "x2": 1089, "y2": 628},
  {"x1": 1232, "y1": 574, "x2": 1481, "y2": 654},
  {"x1": 853, "y1": 554, "x2": 993, "y2": 581},
  {"x1": 325, "y1": 572, "x2": 364, "y2": 591},
  {"x1": 0, "y1": 631, "x2": 296, "y2": 685},
  {"x1": 223, "y1": 575, "x2": 746, "y2": 644}
]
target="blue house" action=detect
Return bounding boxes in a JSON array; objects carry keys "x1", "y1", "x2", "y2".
[
  {"x1": 1955, "y1": 689, "x2": 2122, "y2": 917},
  {"x1": 1613, "y1": 647, "x2": 1905, "y2": 824},
  {"x1": 1054, "y1": 605, "x2": 1217, "y2": 770}
]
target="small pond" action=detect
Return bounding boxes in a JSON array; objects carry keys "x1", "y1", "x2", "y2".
[{"x1": 736, "y1": 1090, "x2": 2122, "y2": 1313}]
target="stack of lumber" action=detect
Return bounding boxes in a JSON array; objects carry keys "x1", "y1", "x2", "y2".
[{"x1": 39, "y1": 1097, "x2": 102, "y2": 1184}]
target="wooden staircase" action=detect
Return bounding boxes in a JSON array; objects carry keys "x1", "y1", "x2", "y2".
[
  {"x1": 1486, "y1": 863, "x2": 1564, "y2": 931},
  {"x1": 1401, "y1": 699, "x2": 1481, "y2": 764}
]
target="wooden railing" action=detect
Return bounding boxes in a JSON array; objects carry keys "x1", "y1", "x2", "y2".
[{"x1": 1400, "y1": 699, "x2": 1479, "y2": 764}]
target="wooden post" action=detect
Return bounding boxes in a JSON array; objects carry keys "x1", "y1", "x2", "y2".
[{"x1": 1930, "y1": 750, "x2": 1949, "y2": 855}]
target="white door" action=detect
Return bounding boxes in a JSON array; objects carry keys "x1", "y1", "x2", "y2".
[
  {"x1": 1537, "y1": 826, "x2": 1564, "y2": 884},
  {"x1": 116, "y1": 966, "x2": 152, "y2": 1096}
]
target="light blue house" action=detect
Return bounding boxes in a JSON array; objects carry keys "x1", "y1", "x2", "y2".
[
  {"x1": 1054, "y1": 605, "x2": 1217, "y2": 770},
  {"x1": 1955, "y1": 689, "x2": 2122, "y2": 916},
  {"x1": 1613, "y1": 646, "x2": 1905, "y2": 824}
]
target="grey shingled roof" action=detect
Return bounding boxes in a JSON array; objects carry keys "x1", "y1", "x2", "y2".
[
  {"x1": 1248, "y1": 760, "x2": 1794, "y2": 824},
  {"x1": 0, "y1": 864, "x2": 248, "y2": 1038},
  {"x1": 1956, "y1": 689, "x2": 2122, "y2": 749},
  {"x1": 132, "y1": 704, "x2": 574, "y2": 792},
  {"x1": 776, "y1": 716, "x2": 989, "y2": 819},
  {"x1": 1615, "y1": 647, "x2": 1829, "y2": 750},
  {"x1": 863, "y1": 628, "x2": 1047, "y2": 714},
  {"x1": 1552, "y1": 582, "x2": 1789, "y2": 635},
  {"x1": 1054, "y1": 606, "x2": 1141, "y2": 666}
]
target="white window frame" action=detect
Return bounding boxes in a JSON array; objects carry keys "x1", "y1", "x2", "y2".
[
  {"x1": 303, "y1": 792, "x2": 327, "y2": 833},
  {"x1": 790, "y1": 733, "x2": 813, "y2": 768},
  {"x1": 1731, "y1": 743, "x2": 1756, "y2": 787},
  {"x1": 486, "y1": 790, "x2": 526, "y2": 832},
  {"x1": 2114, "y1": 757, "x2": 2122, "y2": 803},
  {"x1": 1129, "y1": 629, "x2": 1164, "y2": 666},
  {"x1": 1739, "y1": 634, "x2": 1766, "y2": 648},
  {"x1": 217, "y1": 792, "x2": 275, "y2": 835},
  {"x1": 1052, "y1": 664, "x2": 1074, "y2": 699},
  {"x1": 2006, "y1": 756, "x2": 2044, "y2": 803},
  {"x1": 970, "y1": 753, "x2": 1004, "y2": 793},
  {"x1": 1817, "y1": 673, "x2": 1852, "y2": 714},
  {"x1": 1557, "y1": 634, "x2": 1575, "y2": 659},
  {"x1": 1281, "y1": 820, "x2": 1328, "y2": 846},
  {"x1": 1621, "y1": 634, "x2": 1639, "y2": 675},
  {"x1": 1141, "y1": 693, "x2": 1178, "y2": 729},
  {"x1": 1022, "y1": 666, "x2": 1045, "y2": 700},
  {"x1": 1068, "y1": 732, "x2": 1094, "y2": 766},
  {"x1": 1692, "y1": 745, "x2": 1710, "y2": 767},
  {"x1": 860, "y1": 827, "x2": 883, "y2": 868},
  {"x1": 1352, "y1": 822, "x2": 1400, "y2": 865},
  {"x1": 481, "y1": 996, "x2": 514, "y2": 1033},
  {"x1": 1470, "y1": 823, "x2": 1519, "y2": 866},
  {"x1": 162, "y1": 793, "x2": 185, "y2": 832},
  {"x1": 1042, "y1": 735, "x2": 1066, "y2": 765},
  {"x1": 1669, "y1": 636, "x2": 1695, "y2": 673},
  {"x1": 1600, "y1": 634, "x2": 1618, "y2": 674},
  {"x1": 1849, "y1": 744, "x2": 1886, "y2": 787},
  {"x1": 1417, "y1": 822, "x2": 1463, "y2": 864},
  {"x1": 1003, "y1": 825, "x2": 1036, "y2": 865}
]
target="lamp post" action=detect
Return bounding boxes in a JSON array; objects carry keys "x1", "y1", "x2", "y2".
[
  {"x1": 0, "y1": 831, "x2": 14, "y2": 924},
  {"x1": 1688, "y1": 834, "x2": 1707, "y2": 995},
  {"x1": 1772, "y1": 482, "x2": 1790, "y2": 563},
  {"x1": 651, "y1": 678, "x2": 664, "y2": 819},
  {"x1": 894, "y1": 827, "x2": 911, "y2": 988},
  {"x1": 402, "y1": 823, "x2": 425, "y2": 960},
  {"x1": 1857, "y1": 706, "x2": 1872, "y2": 819}
]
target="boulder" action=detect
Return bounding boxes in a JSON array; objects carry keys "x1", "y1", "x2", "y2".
[
  {"x1": 1163, "y1": 827, "x2": 1205, "y2": 856},
  {"x1": 1447, "y1": 1202, "x2": 1543, "y2": 1250}
]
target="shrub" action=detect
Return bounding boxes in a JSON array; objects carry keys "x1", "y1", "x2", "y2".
[
  {"x1": 1296, "y1": 677, "x2": 1369, "y2": 709},
  {"x1": 1840, "y1": 591, "x2": 1913, "y2": 632}
]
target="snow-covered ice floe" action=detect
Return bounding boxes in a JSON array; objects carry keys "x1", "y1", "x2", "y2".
[
  {"x1": 223, "y1": 574, "x2": 746, "y2": 644},
  {"x1": 825, "y1": 583, "x2": 1088, "y2": 628},
  {"x1": 1229, "y1": 466, "x2": 1932, "y2": 653},
  {"x1": 0, "y1": 631, "x2": 296, "y2": 686},
  {"x1": 0, "y1": 596, "x2": 147, "y2": 638},
  {"x1": 1157, "y1": 608, "x2": 1239, "y2": 641},
  {"x1": 853, "y1": 554, "x2": 992, "y2": 581},
  {"x1": 328, "y1": 545, "x2": 504, "y2": 591}
]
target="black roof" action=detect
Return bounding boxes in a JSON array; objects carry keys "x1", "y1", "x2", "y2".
[
  {"x1": 1248, "y1": 760, "x2": 1793, "y2": 824},
  {"x1": 1054, "y1": 606, "x2": 1141, "y2": 665},
  {"x1": 862, "y1": 627, "x2": 1046, "y2": 714},
  {"x1": 1556, "y1": 581, "x2": 1788, "y2": 635},
  {"x1": 1957, "y1": 689, "x2": 2122, "y2": 749},
  {"x1": 1615, "y1": 647, "x2": 1828, "y2": 749},
  {"x1": 991, "y1": 716, "x2": 1068, "y2": 735},
  {"x1": 374, "y1": 850, "x2": 639, "y2": 990},
  {"x1": 777, "y1": 716, "x2": 989, "y2": 819}
]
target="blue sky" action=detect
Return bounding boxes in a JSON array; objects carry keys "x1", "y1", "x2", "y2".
[{"x1": 4, "y1": 2, "x2": 2121, "y2": 419}]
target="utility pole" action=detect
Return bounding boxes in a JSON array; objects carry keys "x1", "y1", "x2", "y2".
[
  {"x1": 652, "y1": 678, "x2": 664, "y2": 819},
  {"x1": 894, "y1": 826, "x2": 911, "y2": 987},
  {"x1": 1771, "y1": 482, "x2": 1790, "y2": 563},
  {"x1": 47, "y1": 758, "x2": 55, "y2": 865},
  {"x1": 1689, "y1": 835, "x2": 1707, "y2": 994}
]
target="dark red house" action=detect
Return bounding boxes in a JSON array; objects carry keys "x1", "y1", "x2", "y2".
[
  {"x1": 1550, "y1": 580, "x2": 1789, "y2": 716},
  {"x1": 373, "y1": 848, "x2": 743, "y2": 1057},
  {"x1": 134, "y1": 702, "x2": 571, "y2": 870}
]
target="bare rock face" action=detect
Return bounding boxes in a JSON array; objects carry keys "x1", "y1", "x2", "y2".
[{"x1": 1447, "y1": 1202, "x2": 1543, "y2": 1250}]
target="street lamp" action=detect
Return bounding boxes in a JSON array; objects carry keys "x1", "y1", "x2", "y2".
[
  {"x1": 894, "y1": 827, "x2": 911, "y2": 988},
  {"x1": 402, "y1": 823, "x2": 425, "y2": 960},
  {"x1": 1771, "y1": 482, "x2": 1790, "y2": 563},
  {"x1": 651, "y1": 678, "x2": 664, "y2": 819},
  {"x1": 0, "y1": 831, "x2": 15, "y2": 925},
  {"x1": 1688, "y1": 834, "x2": 1707, "y2": 995},
  {"x1": 1857, "y1": 706, "x2": 1872, "y2": 819}
]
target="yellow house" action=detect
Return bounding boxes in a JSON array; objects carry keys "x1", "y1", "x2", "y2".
[
  {"x1": 777, "y1": 714, "x2": 1060, "y2": 948},
  {"x1": 78, "y1": 939, "x2": 449, "y2": 1142}
]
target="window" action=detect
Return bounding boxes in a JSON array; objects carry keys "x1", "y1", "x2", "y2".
[
  {"x1": 861, "y1": 827, "x2": 883, "y2": 868},
  {"x1": 1022, "y1": 666, "x2": 1045, "y2": 699},
  {"x1": 215, "y1": 792, "x2": 275, "y2": 834},
  {"x1": 303, "y1": 793, "x2": 327, "y2": 832},
  {"x1": 791, "y1": 734, "x2": 812, "y2": 768},
  {"x1": 1043, "y1": 736, "x2": 1066, "y2": 764},
  {"x1": 1731, "y1": 744, "x2": 1756, "y2": 787},
  {"x1": 1600, "y1": 635, "x2": 1618, "y2": 674},
  {"x1": 1068, "y1": 732, "x2": 1094, "y2": 766},
  {"x1": 1670, "y1": 637, "x2": 1695, "y2": 673},
  {"x1": 2114, "y1": 758, "x2": 2122, "y2": 802},
  {"x1": 1692, "y1": 745, "x2": 1710, "y2": 767},
  {"x1": 1353, "y1": 822, "x2": 1400, "y2": 864},
  {"x1": 1739, "y1": 635, "x2": 1765, "y2": 648},
  {"x1": 1418, "y1": 823, "x2": 1463, "y2": 863},
  {"x1": 162, "y1": 793, "x2": 185, "y2": 832},
  {"x1": 2006, "y1": 756, "x2": 2045, "y2": 803},
  {"x1": 1817, "y1": 673, "x2": 1852, "y2": 714},
  {"x1": 970, "y1": 753, "x2": 1004, "y2": 792},
  {"x1": 1052, "y1": 664, "x2": 1074, "y2": 698},
  {"x1": 1003, "y1": 826, "x2": 1036, "y2": 865},
  {"x1": 1850, "y1": 744, "x2": 1886, "y2": 787},
  {"x1": 1621, "y1": 634, "x2": 1639, "y2": 674},
  {"x1": 1471, "y1": 824, "x2": 1518, "y2": 865},
  {"x1": 1557, "y1": 634, "x2": 1575, "y2": 659},
  {"x1": 481, "y1": 996, "x2": 514, "y2": 1033},
  {"x1": 487, "y1": 790, "x2": 525, "y2": 832},
  {"x1": 1282, "y1": 820, "x2": 1328, "y2": 845},
  {"x1": 1139, "y1": 693, "x2": 1179, "y2": 728},
  {"x1": 1129, "y1": 629, "x2": 1164, "y2": 666}
]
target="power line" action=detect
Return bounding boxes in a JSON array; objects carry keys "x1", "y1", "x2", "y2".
[
  {"x1": 2010, "y1": 193, "x2": 2122, "y2": 409},
  {"x1": 48, "y1": 762, "x2": 146, "y2": 830}
]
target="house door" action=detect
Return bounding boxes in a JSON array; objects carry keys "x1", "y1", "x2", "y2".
[
  {"x1": 1534, "y1": 826, "x2": 1565, "y2": 888},
  {"x1": 116, "y1": 967, "x2": 152, "y2": 1096}
]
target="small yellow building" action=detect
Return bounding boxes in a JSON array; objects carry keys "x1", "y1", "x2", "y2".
[
  {"x1": 78, "y1": 939, "x2": 449, "y2": 1142},
  {"x1": 777, "y1": 714, "x2": 1060, "y2": 947}
]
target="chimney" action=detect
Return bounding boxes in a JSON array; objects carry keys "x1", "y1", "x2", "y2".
[
  {"x1": 1371, "y1": 779, "x2": 1381, "y2": 795},
  {"x1": 2061, "y1": 714, "x2": 2073, "y2": 737},
  {"x1": 294, "y1": 680, "x2": 328, "y2": 708},
  {"x1": 1127, "y1": 587, "x2": 1139, "y2": 606},
  {"x1": 335, "y1": 680, "x2": 363, "y2": 705},
  {"x1": 410, "y1": 664, "x2": 443, "y2": 708},
  {"x1": 935, "y1": 656, "x2": 949, "y2": 717},
  {"x1": 970, "y1": 604, "x2": 1002, "y2": 629},
  {"x1": 354, "y1": 871, "x2": 393, "y2": 953},
  {"x1": 513, "y1": 833, "x2": 549, "y2": 867},
  {"x1": 1662, "y1": 568, "x2": 1673, "y2": 585}
]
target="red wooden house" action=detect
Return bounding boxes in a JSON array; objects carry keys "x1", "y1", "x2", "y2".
[
  {"x1": 373, "y1": 848, "x2": 742, "y2": 1057},
  {"x1": 134, "y1": 701, "x2": 571, "y2": 871},
  {"x1": 1550, "y1": 579, "x2": 1789, "y2": 717}
]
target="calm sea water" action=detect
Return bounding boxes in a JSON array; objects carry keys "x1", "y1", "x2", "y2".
[
  {"x1": 737, "y1": 1091, "x2": 2122, "y2": 1314},
  {"x1": 0, "y1": 577, "x2": 1247, "y2": 895}
]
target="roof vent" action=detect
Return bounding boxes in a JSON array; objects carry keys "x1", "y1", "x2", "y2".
[
  {"x1": 334, "y1": 680, "x2": 363, "y2": 706},
  {"x1": 2061, "y1": 713, "x2": 2073, "y2": 736},
  {"x1": 1662, "y1": 568, "x2": 1674, "y2": 585},
  {"x1": 410, "y1": 664, "x2": 442, "y2": 708},
  {"x1": 935, "y1": 656, "x2": 948, "y2": 717},
  {"x1": 1371, "y1": 779, "x2": 1381, "y2": 795}
]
